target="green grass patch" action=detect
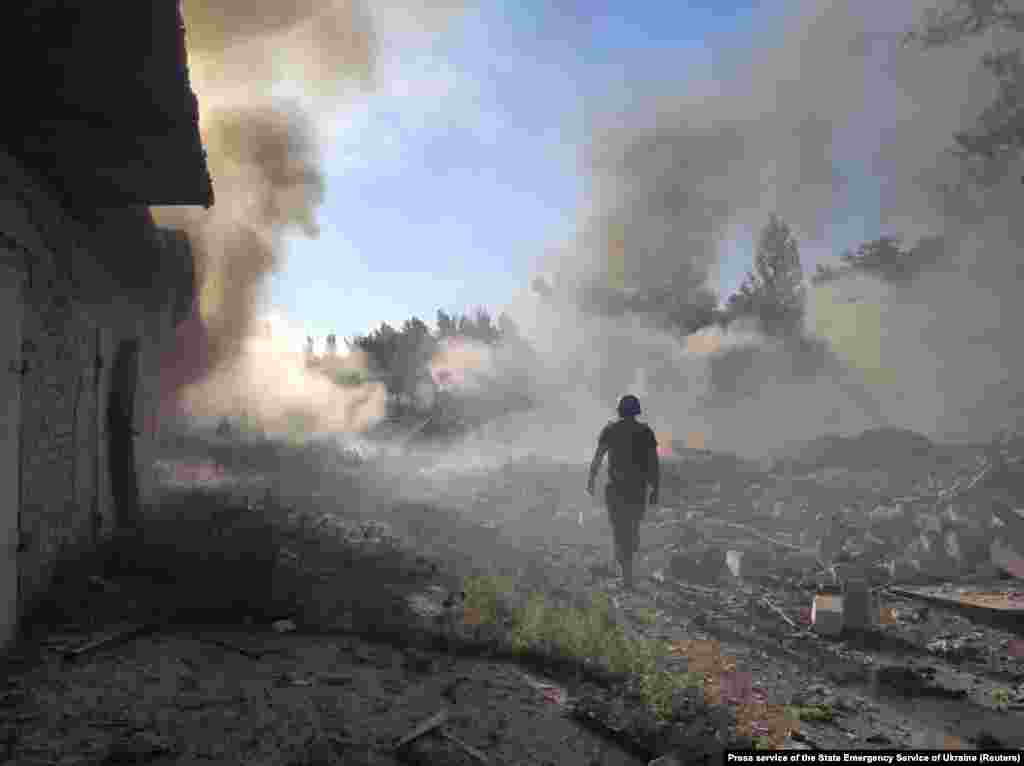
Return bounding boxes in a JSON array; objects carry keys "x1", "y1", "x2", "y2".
[
  {"x1": 637, "y1": 654, "x2": 705, "y2": 720},
  {"x1": 463, "y1": 574, "x2": 515, "y2": 625},
  {"x1": 463, "y1": 576, "x2": 704, "y2": 721},
  {"x1": 992, "y1": 688, "x2": 1011, "y2": 710},
  {"x1": 510, "y1": 591, "x2": 636, "y2": 671},
  {"x1": 634, "y1": 607, "x2": 658, "y2": 626},
  {"x1": 787, "y1": 704, "x2": 835, "y2": 723}
]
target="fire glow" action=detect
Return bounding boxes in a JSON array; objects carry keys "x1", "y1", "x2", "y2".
[
  {"x1": 685, "y1": 330, "x2": 722, "y2": 356},
  {"x1": 656, "y1": 431, "x2": 674, "y2": 458},
  {"x1": 430, "y1": 336, "x2": 490, "y2": 389},
  {"x1": 686, "y1": 431, "x2": 706, "y2": 450}
]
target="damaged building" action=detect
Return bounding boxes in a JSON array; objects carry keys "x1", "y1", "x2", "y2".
[{"x1": 0, "y1": 2, "x2": 213, "y2": 647}]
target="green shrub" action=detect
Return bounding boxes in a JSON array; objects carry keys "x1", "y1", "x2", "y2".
[
  {"x1": 635, "y1": 607, "x2": 658, "y2": 626},
  {"x1": 992, "y1": 688, "x2": 1011, "y2": 710}
]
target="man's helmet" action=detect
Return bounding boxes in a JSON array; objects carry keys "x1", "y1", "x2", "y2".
[{"x1": 617, "y1": 394, "x2": 641, "y2": 417}]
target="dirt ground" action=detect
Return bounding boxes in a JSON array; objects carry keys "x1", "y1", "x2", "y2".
[
  {"x1": 4, "y1": 450, "x2": 1023, "y2": 764},
  {"x1": 4, "y1": 627, "x2": 650, "y2": 766}
]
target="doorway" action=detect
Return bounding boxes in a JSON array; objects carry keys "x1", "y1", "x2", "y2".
[
  {"x1": 107, "y1": 338, "x2": 141, "y2": 534},
  {"x1": 0, "y1": 263, "x2": 24, "y2": 648}
]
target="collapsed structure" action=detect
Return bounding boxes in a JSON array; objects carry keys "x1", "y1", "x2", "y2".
[{"x1": 0, "y1": 2, "x2": 212, "y2": 646}]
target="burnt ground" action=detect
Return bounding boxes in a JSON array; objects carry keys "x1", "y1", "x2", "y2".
[{"x1": 3, "y1": 449, "x2": 1022, "y2": 764}]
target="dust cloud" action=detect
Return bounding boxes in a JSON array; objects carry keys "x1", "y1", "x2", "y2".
[
  {"x1": 179, "y1": 316, "x2": 386, "y2": 436},
  {"x1": 153, "y1": 1, "x2": 462, "y2": 437}
]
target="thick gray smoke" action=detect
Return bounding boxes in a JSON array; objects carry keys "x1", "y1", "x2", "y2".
[{"x1": 494, "y1": 0, "x2": 1024, "y2": 460}]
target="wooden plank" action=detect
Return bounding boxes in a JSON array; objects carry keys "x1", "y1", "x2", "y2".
[
  {"x1": 887, "y1": 586, "x2": 1024, "y2": 634},
  {"x1": 62, "y1": 622, "x2": 163, "y2": 661},
  {"x1": 890, "y1": 586, "x2": 1024, "y2": 613},
  {"x1": 393, "y1": 709, "x2": 448, "y2": 752}
]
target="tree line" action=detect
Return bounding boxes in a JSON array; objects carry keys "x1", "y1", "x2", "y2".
[
  {"x1": 302, "y1": 308, "x2": 521, "y2": 425},
  {"x1": 303, "y1": 211, "x2": 943, "y2": 424}
]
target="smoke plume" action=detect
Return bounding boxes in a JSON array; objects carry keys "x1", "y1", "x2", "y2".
[
  {"x1": 153, "y1": 0, "x2": 460, "y2": 436},
  {"x1": 493, "y1": 0, "x2": 1024, "y2": 459},
  {"x1": 180, "y1": 318, "x2": 387, "y2": 435},
  {"x1": 157, "y1": 0, "x2": 377, "y2": 363}
]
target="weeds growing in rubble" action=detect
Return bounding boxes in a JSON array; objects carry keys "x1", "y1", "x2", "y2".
[
  {"x1": 464, "y1": 575, "x2": 704, "y2": 721},
  {"x1": 509, "y1": 591, "x2": 636, "y2": 670},
  {"x1": 463, "y1": 574, "x2": 515, "y2": 625},
  {"x1": 634, "y1": 645, "x2": 706, "y2": 720},
  {"x1": 991, "y1": 688, "x2": 1011, "y2": 711},
  {"x1": 634, "y1": 607, "x2": 659, "y2": 626},
  {"x1": 788, "y1": 703, "x2": 834, "y2": 723}
]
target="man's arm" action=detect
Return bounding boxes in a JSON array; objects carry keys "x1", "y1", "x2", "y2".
[
  {"x1": 587, "y1": 442, "x2": 609, "y2": 495},
  {"x1": 647, "y1": 433, "x2": 660, "y2": 504}
]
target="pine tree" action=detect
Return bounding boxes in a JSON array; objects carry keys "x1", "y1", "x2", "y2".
[
  {"x1": 436, "y1": 310, "x2": 456, "y2": 338},
  {"x1": 727, "y1": 214, "x2": 806, "y2": 336},
  {"x1": 905, "y1": 2, "x2": 1024, "y2": 182}
]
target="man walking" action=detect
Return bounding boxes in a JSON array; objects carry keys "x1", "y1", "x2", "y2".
[{"x1": 587, "y1": 395, "x2": 660, "y2": 590}]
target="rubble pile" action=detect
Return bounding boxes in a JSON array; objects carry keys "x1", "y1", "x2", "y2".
[
  {"x1": 650, "y1": 431, "x2": 1024, "y2": 587},
  {"x1": 832, "y1": 451, "x2": 1023, "y2": 582},
  {"x1": 281, "y1": 507, "x2": 401, "y2": 550}
]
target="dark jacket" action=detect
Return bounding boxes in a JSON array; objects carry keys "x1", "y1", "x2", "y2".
[{"x1": 598, "y1": 418, "x2": 658, "y2": 487}]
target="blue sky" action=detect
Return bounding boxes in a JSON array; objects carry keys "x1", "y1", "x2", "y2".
[{"x1": 266, "y1": 0, "x2": 882, "y2": 348}]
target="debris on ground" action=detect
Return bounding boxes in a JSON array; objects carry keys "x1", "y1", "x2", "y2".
[
  {"x1": 15, "y1": 428, "x2": 1024, "y2": 761},
  {"x1": 394, "y1": 708, "x2": 449, "y2": 752}
]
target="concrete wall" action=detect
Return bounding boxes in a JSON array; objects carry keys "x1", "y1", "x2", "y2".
[{"x1": 0, "y1": 149, "x2": 192, "y2": 643}]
